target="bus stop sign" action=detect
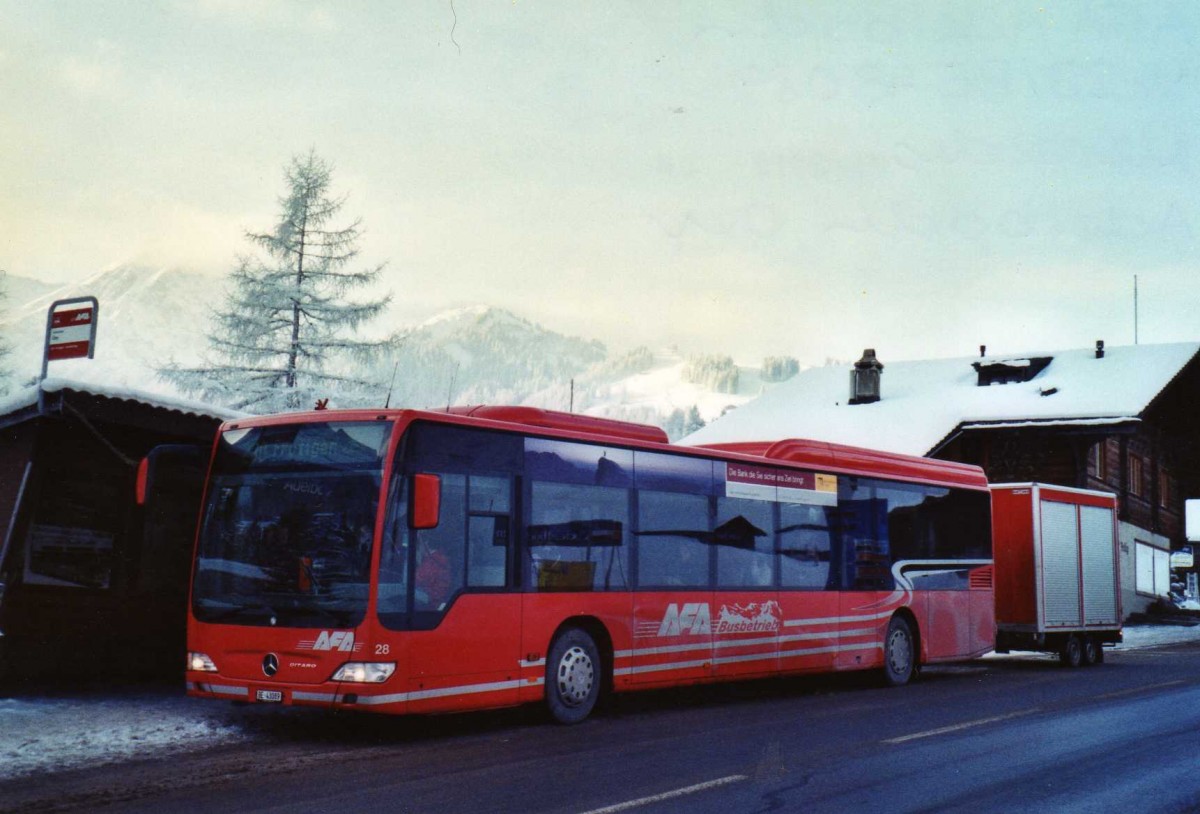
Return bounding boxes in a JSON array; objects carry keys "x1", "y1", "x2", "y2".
[
  {"x1": 38, "y1": 296, "x2": 100, "y2": 413},
  {"x1": 42, "y1": 296, "x2": 99, "y2": 370},
  {"x1": 48, "y1": 307, "x2": 97, "y2": 359}
]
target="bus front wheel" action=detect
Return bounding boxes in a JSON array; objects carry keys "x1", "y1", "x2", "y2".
[
  {"x1": 882, "y1": 615, "x2": 916, "y2": 687},
  {"x1": 545, "y1": 627, "x2": 601, "y2": 725}
]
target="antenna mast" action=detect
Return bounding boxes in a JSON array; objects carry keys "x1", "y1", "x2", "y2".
[
  {"x1": 383, "y1": 361, "x2": 400, "y2": 409},
  {"x1": 382, "y1": 331, "x2": 410, "y2": 409},
  {"x1": 1134, "y1": 274, "x2": 1139, "y2": 345},
  {"x1": 446, "y1": 363, "x2": 460, "y2": 410}
]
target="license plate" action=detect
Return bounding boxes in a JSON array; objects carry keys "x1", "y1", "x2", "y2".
[{"x1": 256, "y1": 689, "x2": 283, "y2": 703}]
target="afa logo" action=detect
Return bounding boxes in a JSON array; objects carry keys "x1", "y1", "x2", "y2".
[
  {"x1": 657, "y1": 603, "x2": 712, "y2": 636},
  {"x1": 304, "y1": 630, "x2": 357, "y2": 652}
]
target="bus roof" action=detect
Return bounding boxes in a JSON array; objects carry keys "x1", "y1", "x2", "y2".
[{"x1": 220, "y1": 405, "x2": 988, "y2": 491}]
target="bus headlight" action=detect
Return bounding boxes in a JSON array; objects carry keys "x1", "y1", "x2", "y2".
[
  {"x1": 188, "y1": 652, "x2": 218, "y2": 672},
  {"x1": 331, "y1": 662, "x2": 395, "y2": 683}
]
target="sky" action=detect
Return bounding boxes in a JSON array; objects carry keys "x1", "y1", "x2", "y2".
[{"x1": 3, "y1": 2, "x2": 1200, "y2": 365}]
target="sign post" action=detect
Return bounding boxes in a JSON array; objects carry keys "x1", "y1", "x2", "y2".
[{"x1": 38, "y1": 296, "x2": 99, "y2": 412}]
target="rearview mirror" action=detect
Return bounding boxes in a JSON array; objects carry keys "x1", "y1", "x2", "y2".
[
  {"x1": 137, "y1": 444, "x2": 207, "y2": 506},
  {"x1": 411, "y1": 473, "x2": 441, "y2": 529}
]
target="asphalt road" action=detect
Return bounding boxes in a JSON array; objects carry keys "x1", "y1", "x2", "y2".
[{"x1": 7, "y1": 642, "x2": 1200, "y2": 814}]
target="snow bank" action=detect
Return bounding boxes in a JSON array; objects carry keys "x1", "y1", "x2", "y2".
[
  {"x1": 1118, "y1": 623, "x2": 1200, "y2": 649},
  {"x1": 0, "y1": 690, "x2": 246, "y2": 781}
]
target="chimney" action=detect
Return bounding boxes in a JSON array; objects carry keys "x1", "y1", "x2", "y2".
[
  {"x1": 1096, "y1": 340, "x2": 1105, "y2": 359},
  {"x1": 980, "y1": 344, "x2": 986, "y2": 358},
  {"x1": 849, "y1": 349, "x2": 884, "y2": 405}
]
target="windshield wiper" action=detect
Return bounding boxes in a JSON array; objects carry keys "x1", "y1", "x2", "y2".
[{"x1": 200, "y1": 601, "x2": 281, "y2": 624}]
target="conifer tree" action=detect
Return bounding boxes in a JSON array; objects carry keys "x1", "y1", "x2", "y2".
[
  {"x1": 682, "y1": 404, "x2": 705, "y2": 436},
  {"x1": 162, "y1": 152, "x2": 390, "y2": 411}
]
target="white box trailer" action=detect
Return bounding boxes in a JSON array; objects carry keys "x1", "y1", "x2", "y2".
[{"x1": 991, "y1": 483, "x2": 1123, "y2": 666}]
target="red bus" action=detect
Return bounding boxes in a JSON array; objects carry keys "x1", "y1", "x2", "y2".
[{"x1": 185, "y1": 406, "x2": 993, "y2": 723}]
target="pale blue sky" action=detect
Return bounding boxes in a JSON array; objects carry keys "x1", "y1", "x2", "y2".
[{"x1": 3, "y1": 2, "x2": 1199, "y2": 363}]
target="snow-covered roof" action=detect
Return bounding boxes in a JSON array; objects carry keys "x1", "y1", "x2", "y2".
[
  {"x1": 682, "y1": 342, "x2": 1200, "y2": 456},
  {"x1": 0, "y1": 377, "x2": 246, "y2": 423}
]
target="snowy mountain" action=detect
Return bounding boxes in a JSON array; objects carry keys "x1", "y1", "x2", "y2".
[
  {"x1": 0, "y1": 264, "x2": 216, "y2": 392},
  {"x1": 0, "y1": 265, "x2": 794, "y2": 437},
  {"x1": 374, "y1": 305, "x2": 607, "y2": 410},
  {"x1": 523, "y1": 347, "x2": 776, "y2": 437},
  {"x1": 2, "y1": 274, "x2": 60, "y2": 309}
]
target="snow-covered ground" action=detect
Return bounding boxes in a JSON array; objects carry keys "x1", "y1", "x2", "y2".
[
  {"x1": 3, "y1": 622, "x2": 1199, "y2": 782},
  {"x1": 1116, "y1": 622, "x2": 1200, "y2": 649},
  {"x1": 0, "y1": 686, "x2": 247, "y2": 782}
]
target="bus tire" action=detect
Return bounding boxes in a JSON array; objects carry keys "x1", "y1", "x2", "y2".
[
  {"x1": 545, "y1": 627, "x2": 601, "y2": 725},
  {"x1": 882, "y1": 615, "x2": 916, "y2": 687},
  {"x1": 1060, "y1": 634, "x2": 1083, "y2": 668},
  {"x1": 1081, "y1": 636, "x2": 1100, "y2": 666}
]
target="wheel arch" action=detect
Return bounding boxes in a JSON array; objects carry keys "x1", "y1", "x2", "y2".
[
  {"x1": 550, "y1": 615, "x2": 615, "y2": 693},
  {"x1": 891, "y1": 607, "x2": 922, "y2": 669}
]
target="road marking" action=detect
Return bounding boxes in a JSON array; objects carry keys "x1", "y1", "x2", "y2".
[
  {"x1": 1097, "y1": 680, "x2": 1186, "y2": 700},
  {"x1": 577, "y1": 775, "x2": 749, "y2": 814},
  {"x1": 882, "y1": 710, "x2": 1039, "y2": 745}
]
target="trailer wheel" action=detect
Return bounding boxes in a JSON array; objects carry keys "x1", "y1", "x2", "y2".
[
  {"x1": 1059, "y1": 634, "x2": 1083, "y2": 668},
  {"x1": 1081, "y1": 636, "x2": 1100, "y2": 666},
  {"x1": 882, "y1": 616, "x2": 916, "y2": 686},
  {"x1": 545, "y1": 627, "x2": 601, "y2": 725},
  {"x1": 1094, "y1": 638, "x2": 1106, "y2": 664}
]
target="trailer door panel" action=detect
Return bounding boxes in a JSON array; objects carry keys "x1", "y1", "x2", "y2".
[
  {"x1": 1039, "y1": 500, "x2": 1083, "y2": 627},
  {"x1": 1079, "y1": 505, "x2": 1118, "y2": 626}
]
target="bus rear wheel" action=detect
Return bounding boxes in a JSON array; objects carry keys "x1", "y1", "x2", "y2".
[
  {"x1": 545, "y1": 627, "x2": 601, "y2": 725},
  {"x1": 882, "y1": 615, "x2": 916, "y2": 687}
]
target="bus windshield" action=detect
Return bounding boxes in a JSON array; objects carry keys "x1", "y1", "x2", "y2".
[{"x1": 192, "y1": 420, "x2": 391, "y2": 629}]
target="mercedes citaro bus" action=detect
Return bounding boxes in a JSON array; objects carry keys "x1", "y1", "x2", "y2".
[{"x1": 184, "y1": 406, "x2": 992, "y2": 723}]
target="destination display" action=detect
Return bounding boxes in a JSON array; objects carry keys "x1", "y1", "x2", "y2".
[{"x1": 724, "y1": 462, "x2": 838, "y2": 506}]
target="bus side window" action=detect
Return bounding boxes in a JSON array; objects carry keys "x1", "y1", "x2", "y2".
[
  {"x1": 636, "y1": 490, "x2": 711, "y2": 588},
  {"x1": 467, "y1": 475, "x2": 510, "y2": 588},
  {"x1": 526, "y1": 481, "x2": 629, "y2": 592}
]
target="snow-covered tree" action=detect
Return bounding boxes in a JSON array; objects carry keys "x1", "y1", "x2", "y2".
[
  {"x1": 682, "y1": 354, "x2": 739, "y2": 394},
  {"x1": 761, "y1": 356, "x2": 799, "y2": 382},
  {"x1": 682, "y1": 405, "x2": 705, "y2": 435},
  {"x1": 162, "y1": 152, "x2": 391, "y2": 412},
  {"x1": 660, "y1": 404, "x2": 706, "y2": 441}
]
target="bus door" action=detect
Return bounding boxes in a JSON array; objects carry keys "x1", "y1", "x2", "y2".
[
  {"x1": 711, "y1": 496, "x2": 780, "y2": 680},
  {"x1": 776, "y1": 500, "x2": 839, "y2": 674},
  {"x1": 630, "y1": 490, "x2": 714, "y2": 685},
  {"x1": 400, "y1": 473, "x2": 522, "y2": 711},
  {"x1": 835, "y1": 497, "x2": 892, "y2": 670}
]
